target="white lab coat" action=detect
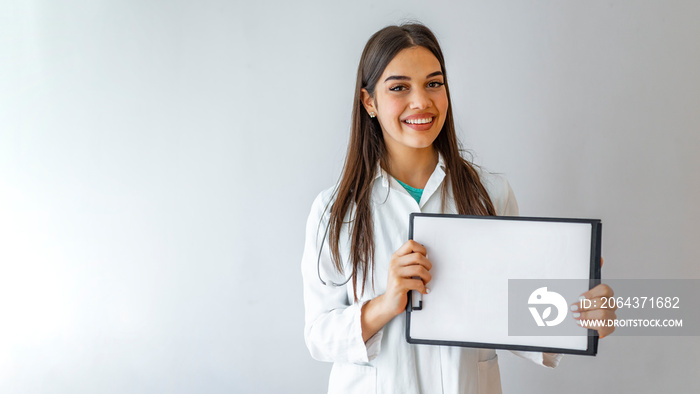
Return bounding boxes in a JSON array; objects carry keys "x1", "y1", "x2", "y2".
[{"x1": 301, "y1": 155, "x2": 561, "y2": 393}]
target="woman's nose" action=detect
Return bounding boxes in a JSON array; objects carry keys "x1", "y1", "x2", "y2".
[{"x1": 409, "y1": 89, "x2": 431, "y2": 110}]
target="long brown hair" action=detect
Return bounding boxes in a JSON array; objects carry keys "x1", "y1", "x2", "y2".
[{"x1": 327, "y1": 23, "x2": 496, "y2": 302}]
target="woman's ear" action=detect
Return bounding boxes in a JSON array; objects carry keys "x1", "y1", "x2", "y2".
[{"x1": 360, "y1": 88, "x2": 376, "y2": 116}]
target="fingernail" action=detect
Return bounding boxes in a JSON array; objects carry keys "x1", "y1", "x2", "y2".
[
  {"x1": 570, "y1": 304, "x2": 579, "y2": 311},
  {"x1": 573, "y1": 312, "x2": 580, "y2": 318},
  {"x1": 425, "y1": 287, "x2": 431, "y2": 294}
]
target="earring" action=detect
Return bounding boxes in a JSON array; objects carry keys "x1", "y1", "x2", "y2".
[{"x1": 369, "y1": 112, "x2": 376, "y2": 118}]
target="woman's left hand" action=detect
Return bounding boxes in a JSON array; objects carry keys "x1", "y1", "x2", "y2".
[
  {"x1": 571, "y1": 282, "x2": 617, "y2": 338},
  {"x1": 570, "y1": 257, "x2": 617, "y2": 338}
]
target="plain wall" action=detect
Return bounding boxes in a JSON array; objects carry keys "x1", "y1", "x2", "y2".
[{"x1": 1, "y1": 1, "x2": 698, "y2": 393}]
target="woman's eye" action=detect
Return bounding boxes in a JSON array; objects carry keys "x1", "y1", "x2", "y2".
[
  {"x1": 389, "y1": 85, "x2": 408, "y2": 92},
  {"x1": 428, "y1": 81, "x2": 445, "y2": 88}
]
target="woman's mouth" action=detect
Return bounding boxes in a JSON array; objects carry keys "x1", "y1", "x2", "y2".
[{"x1": 403, "y1": 116, "x2": 435, "y2": 130}]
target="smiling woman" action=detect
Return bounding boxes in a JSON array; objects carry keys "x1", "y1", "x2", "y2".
[{"x1": 300, "y1": 23, "x2": 614, "y2": 394}]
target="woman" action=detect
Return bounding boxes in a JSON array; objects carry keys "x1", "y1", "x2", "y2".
[{"x1": 301, "y1": 23, "x2": 616, "y2": 394}]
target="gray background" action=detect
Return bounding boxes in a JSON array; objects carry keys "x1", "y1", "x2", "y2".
[{"x1": 1, "y1": 0, "x2": 698, "y2": 393}]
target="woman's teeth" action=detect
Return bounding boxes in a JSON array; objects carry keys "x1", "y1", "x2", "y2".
[{"x1": 404, "y1": 117, "x2": 433, "y2": 125}]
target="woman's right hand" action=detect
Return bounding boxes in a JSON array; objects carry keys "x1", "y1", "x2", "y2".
[
  {"x1": 383, "y1": 240, "x2": 433, "y2": 317},
  {"x1": 361, "y1": 240, "x2": 432, "y2": 341}
]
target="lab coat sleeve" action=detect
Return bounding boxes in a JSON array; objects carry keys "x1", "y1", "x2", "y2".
[
  {"x1": 509, "y1": 351, "x2": 564, "y2": 368},
  {"x1": 501, "y1": 176, "x2": 519, "y2": 217},
  {"x1": 301, "y1": 191, "x2": 383, "y2": 364},
  {"x1": 478, "y1": 169, "x2": 519, "y2": 217},
  {"x1": 494, "y1": 176, "x2": 564, "y2": 368}
]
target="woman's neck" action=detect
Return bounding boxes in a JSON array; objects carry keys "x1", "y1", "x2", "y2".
[{"x1": 385, "y1": 146, "x2": 438, "y2": 189}]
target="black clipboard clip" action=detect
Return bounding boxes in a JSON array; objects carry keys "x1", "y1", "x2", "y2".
[{"x1": 407, "y1": 289, "x2": 423, "y2": 311}]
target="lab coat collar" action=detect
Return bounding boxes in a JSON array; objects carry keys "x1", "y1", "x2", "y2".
[{"x1": 374, "y1": 153, "x2": 447, "y2": 206}]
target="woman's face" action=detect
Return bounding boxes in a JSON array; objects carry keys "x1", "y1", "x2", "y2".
[{"x1": 362, "y1": 46, "x2": 449, "y2": 156}]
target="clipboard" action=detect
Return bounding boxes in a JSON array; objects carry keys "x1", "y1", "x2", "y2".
[{"x1": 406, "y1": 213, "x2": 601, "y2": 356}]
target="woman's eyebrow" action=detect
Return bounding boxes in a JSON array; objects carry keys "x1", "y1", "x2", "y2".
[
  {"x1": 384, "y1": 75, "x2": 410, "y2": 82},
  {"x1": 384, "y1": 71, "x2": 443, "y2": 83}
]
